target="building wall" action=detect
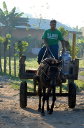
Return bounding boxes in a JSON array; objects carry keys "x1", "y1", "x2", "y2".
[
  {"x1": 12, "y1": 28, "x2": 44, "y2": 40},
  {"x1": 80, "y1": 27, "x2": 84, "y2": 37}
]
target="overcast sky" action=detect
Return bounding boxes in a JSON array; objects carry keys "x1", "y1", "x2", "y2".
[{"x1": 0, "y1": 0, "x2": 84, "y2": 28}]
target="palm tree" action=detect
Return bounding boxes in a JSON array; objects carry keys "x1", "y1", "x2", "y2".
[
  {"x1": 0, "y1": 1, "x2": 30, "y2": 35},
  {"x1": 0, "y1": 1, "x2": 30, "y2": 74}
]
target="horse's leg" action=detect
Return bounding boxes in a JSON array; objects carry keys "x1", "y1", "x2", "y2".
[
  {"x1": 49, "y1": 87, "x2": 56, "y2": 114},
  {"x1": 41, "y1": 87, "x2": 46, "y2": 116},
  {"x1": 47, "y1": 88, "x2": 51, "y2": 112},
  {"x1": 38, "y1": 86, "x2": 42, "y2": 112}
]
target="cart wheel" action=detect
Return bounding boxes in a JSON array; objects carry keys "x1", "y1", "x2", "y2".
[
  {"x1": 20, "y1": 81, "x2": 27, "y2": 108},
  {"x1": 33, "y1": 75, "x2": 39, "y2": 93},
  {"x1": 68, "y1": 82, "x2": 76, "y2": 108}
]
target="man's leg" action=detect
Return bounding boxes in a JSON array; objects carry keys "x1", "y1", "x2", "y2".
[{"x1": 37, "y1": 46, "x2": 46, "y2": 64}]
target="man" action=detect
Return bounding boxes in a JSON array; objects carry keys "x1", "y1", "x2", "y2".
[{"x1": 38, "y1": 20, "x2": 66, "y2": 64}]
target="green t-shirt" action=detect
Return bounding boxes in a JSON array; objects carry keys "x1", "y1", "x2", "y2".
[{"x1": 42, "y1": 29, "x2": 64, "y2": 46}]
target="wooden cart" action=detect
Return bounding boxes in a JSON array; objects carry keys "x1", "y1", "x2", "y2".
[{"x1": 19, "y1": 33, "x2": 80, "y2": 109}]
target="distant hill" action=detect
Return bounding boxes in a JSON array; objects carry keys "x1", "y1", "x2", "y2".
[
  {"x1": 28, "y1": 18, "x2": 76, "y2": 31},
  {"x1": 15, "y1": 17, "x2": 77, "y2": 32}
]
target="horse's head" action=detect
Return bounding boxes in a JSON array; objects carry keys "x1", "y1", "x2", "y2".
[{"x1": 39, "y1": 58, "x2": 61, "y2": 87}]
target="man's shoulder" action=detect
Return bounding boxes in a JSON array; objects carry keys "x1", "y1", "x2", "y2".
[{"x1": 44, "y1": 29, "x2": 61, "y2": 33}]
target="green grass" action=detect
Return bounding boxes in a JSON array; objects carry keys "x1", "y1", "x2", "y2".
[
  {"x1": 11, "y1": 79, "x2": 34, "y2": 91},
  {"x1": 79, "y1": 59, "x2": 84, "y2": 68},
  {"x1": 1, "y1": 57, "x2": 38, "y2": 77},
  {"x1": 26, "y1": 58, "x2": 39, "y2": 69},
  {"x1": 0, "y1": 57, "x2": 84, "y2": 91},
  {"x1": 1, "y1": 57, "x2": 38, "y2": 91},
  {"x1": 75, "y1": 80, "x2": 84, "y2": 91},
  {"x1": 79, "y1": 71, "x2": 84, "y2": 76}
]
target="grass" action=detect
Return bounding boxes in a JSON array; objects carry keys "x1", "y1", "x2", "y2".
[
  {"x1": 0, "y1": 57, "x2": 84, "y2": 91},
  {"x1": 79, "y1": 59, "x2": 84, "y2": 68},
  {"x1": 79, "y1": 71, "x2": 84, "y2": 76},
  {"x1": 75, "y1": 80, "x2": 84, "y2": 91}
]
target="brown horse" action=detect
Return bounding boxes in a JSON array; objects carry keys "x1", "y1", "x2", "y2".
[{"x1": 37, "y1": 58, "x2": 62, "y2": 115}]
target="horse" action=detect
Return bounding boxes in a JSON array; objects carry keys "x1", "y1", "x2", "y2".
[{"x1": 36, "y1": 57, "x2": 62, "y2": 115}]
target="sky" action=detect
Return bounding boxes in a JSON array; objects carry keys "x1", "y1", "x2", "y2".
[{"x1": 0, "y1": 0, "x2": 84, "y2": 28}]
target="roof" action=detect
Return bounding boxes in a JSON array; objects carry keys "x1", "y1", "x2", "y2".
[{"x1": 0, "y1": 17, "x2": 77, "y2": 32}]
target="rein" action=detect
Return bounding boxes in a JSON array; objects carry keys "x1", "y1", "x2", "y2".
[
  {"x1": 39, "y1": 62, "x2": 50, "y2": 79},
  {"x1": 39, "y1": 60, "x2": 59, "y2": 80}
]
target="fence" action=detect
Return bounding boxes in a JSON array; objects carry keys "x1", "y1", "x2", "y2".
[{"x1": 0, "y1": 43, "x2": 19, "y2": 77}]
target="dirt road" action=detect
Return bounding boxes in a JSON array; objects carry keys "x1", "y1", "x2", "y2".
[{"x1": 0, "y1": 76, "x2": 84, "y2": 128}]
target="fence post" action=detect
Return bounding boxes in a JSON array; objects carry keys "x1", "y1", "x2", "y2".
[{"x1": 72, "y1": 33, "x2": 76, "y2": 59}]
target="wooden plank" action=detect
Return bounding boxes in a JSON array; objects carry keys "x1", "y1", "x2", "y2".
[
  {"x1": 27, "y1": 92, "x2": 69, "y2": 97},
  {"x1": 72, "y1": 33, "x2": 76, "y2": 59}
]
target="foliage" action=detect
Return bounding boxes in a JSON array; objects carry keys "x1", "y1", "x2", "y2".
[
  {"x1": 1, "y1": 57, "x2": 84, "y2": 91},
  {"x1": 0, "y1": 34, "x2": 11, "y2": 51},
  {"x1": 3, "y1": 34, "x2": 12, "y2": 50},
  {"x1": 6, "y1": 34, "x2": 11, "y2": 38},
  {"x1": 75, "y1": 80, "x2": 84, "y2": 91},
  {"x1": 76, "y1": 39, "x2": 84, "y2": 57},
  {"x1": 0, "y1": 36, "x2": 4, "y2": 43},
  {"x1": 15, "y1": 40, "x2": 29, "y2": 56},
  {"x1": 58, "y1": 27, "x2": 68, "y2": 37},
  {"x1": 0, "y1": 1, "x2": 30, "y2": 35}
]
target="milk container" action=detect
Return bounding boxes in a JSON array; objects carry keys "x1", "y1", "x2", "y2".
[{"x1": 62, "y1": 51, "x2": 71, "y2": 75}]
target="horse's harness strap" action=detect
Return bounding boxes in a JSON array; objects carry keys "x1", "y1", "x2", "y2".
[
  {"x1": 40, "y1": 61, "x2": 58, "y2": 79},
  {"x1": 39, "y1": 62, "x2": 49, "y2": 78}
]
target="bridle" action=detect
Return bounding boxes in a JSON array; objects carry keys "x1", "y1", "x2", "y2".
[{"x1": 39, "y1": 58, "x2": 60, "y2": 80}]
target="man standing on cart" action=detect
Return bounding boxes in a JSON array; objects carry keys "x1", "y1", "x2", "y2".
[{"x1": 37, "y1": 20, "x2": 66, "y2": 64}]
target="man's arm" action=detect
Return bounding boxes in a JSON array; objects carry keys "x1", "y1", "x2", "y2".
[
  {"x1": 61, "y1": 40, "x2": 71, "y2": 52},
  {"x1": 43, "y1": 39, "x2": 49, "y2": 47},
  {"x1": 42, "y1": 30, "x2": 49, "y2": 47},
  {"x1": 61, "y1": 40, "x2": 66, "y2": 52}
]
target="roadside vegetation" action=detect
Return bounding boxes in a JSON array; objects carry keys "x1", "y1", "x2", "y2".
[{"x1": 0, "y1": 58, "x2": 84, "y2": 91}]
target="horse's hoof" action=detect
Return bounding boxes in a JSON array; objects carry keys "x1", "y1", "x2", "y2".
[
  {"x1": 47, "y1": 107, "x2": 50, "y2": 111},
  {"x1": 48, "y1": 110, "x2": 53, "y2": 114},
  {"x1": 41, "y1": 112, "x2": 45, "y2": 116},
  {"x1": 38, "y1": 108, "x2": 41, "y2": 112},
  {"x1": 47, "y1": 108, "x2": 50, "y2": 113}
]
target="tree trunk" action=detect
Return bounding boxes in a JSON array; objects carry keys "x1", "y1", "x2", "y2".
[
  {"x1": 14, "y1": 45, "x2": 16, "y2": 77},
  {"x1": 9, "y1": 46, "x2": 11, "y2": 75},
  {"x1": 4, "y1": 39, "x2": 8, "y2": 74},
  {"x1": 4, "y1": 43, "x2": 6, "y2": 73},
  {"x1": 0, "y1": 43, "x2": 2, "y2": 72}
]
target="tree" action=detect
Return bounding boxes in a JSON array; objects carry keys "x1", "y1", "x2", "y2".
[
  {"x1": 77, "y1": 39, "x2": 84, "y2": 58},
  {"x1": 58, "y1": 27, "x2": 68, "y2": 37},
  {"x1": 0, "y1": 36, "x2": 4, "y2": 72},
  {"x1": 3, "y1": 34, "x2": 11, "y2": 73},
  {"x1": 58, "y1": 27, "x2": 71, "y2": 51},
  {"x1": 0, "y1": 1, "x2": 30, "y2": 35},
  {"x1": 15, "y1": 40, "x2": 28, "y2": 58},
  {"x1": 0, "y1": 1, "x2": 30, "y2": 73}
]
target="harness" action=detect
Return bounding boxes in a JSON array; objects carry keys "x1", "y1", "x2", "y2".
[
  {"x1": 39, "y1": 58, "x2": 59, "y2": 82},
  {"x1": 41, "y1": 47, "x2": 56, "y2": 63}
]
